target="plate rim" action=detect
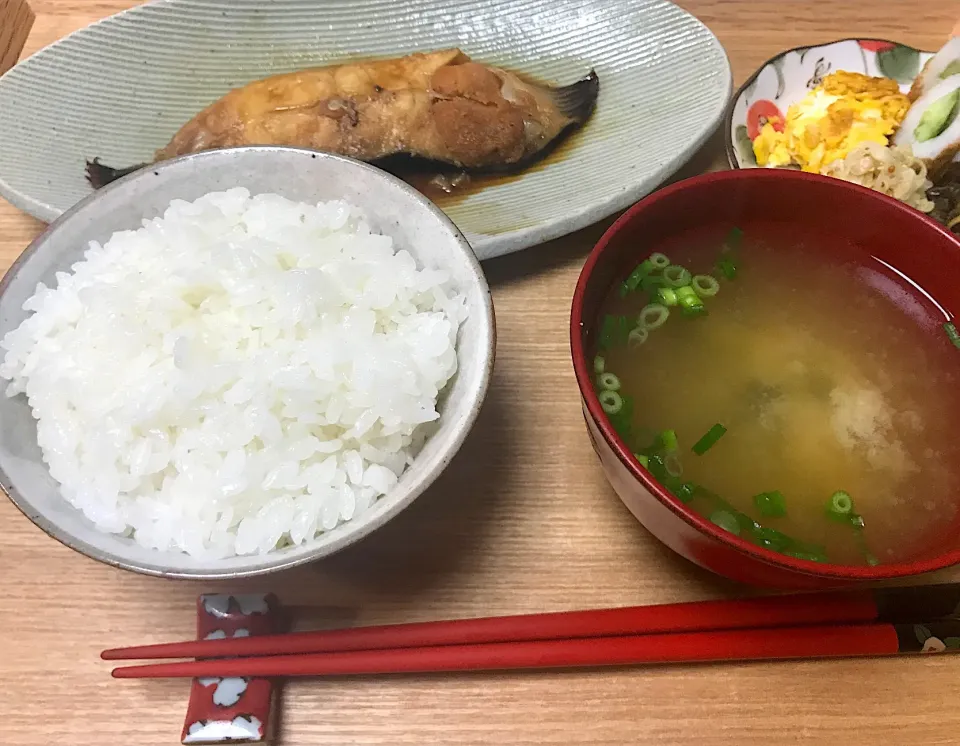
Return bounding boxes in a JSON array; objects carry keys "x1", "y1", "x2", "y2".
[{"x1": 0, "y1": 0, "x2": 733, "y2": 260}]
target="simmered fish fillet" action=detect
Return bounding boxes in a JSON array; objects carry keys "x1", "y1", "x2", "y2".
[{"x1": 87, "y1": 49, "x2": 599, "y2": 187}]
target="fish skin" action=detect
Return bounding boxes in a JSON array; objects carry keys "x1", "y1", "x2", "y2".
[{"x1": 86, "y1": 49, "x2": 599, "y2": 187}]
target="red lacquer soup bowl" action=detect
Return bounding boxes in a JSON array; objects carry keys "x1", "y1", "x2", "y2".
[{"x1": 570, "y1": 169, "x2": 960, "y2": 589}]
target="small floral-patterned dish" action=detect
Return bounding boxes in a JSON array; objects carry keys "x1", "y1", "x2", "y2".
[{"x1": 725, "y1": 39, "x2": 934, "y2": 169}]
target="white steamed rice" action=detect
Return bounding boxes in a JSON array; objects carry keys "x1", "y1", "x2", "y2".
[{"x1": 0, "y1": 188, "x2": 466, "y2": 558}]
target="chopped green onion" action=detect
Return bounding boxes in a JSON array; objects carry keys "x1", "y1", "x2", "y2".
[
  {"x1": 646, "y1": 452, "x2": 667, "y2": 480},
  {"x1": 607, "y1": 394, "x2": 634, "y2": 439},
  {"x1": 692, "y1": 274, "x2": 720, "y2": 297},
  {"x1": 716, "y1": 258, "x2": 738, "y2": 280},
  {"x1": 618, "y1": 281, "x2": 630, "y2": 298},
  {"x1": 661, "y1": 474, "x2": 684, "y2": 494},
  {"x1": 718, "y1": 228, "x2": 742, "y2": 279},
  {"x1": 649, "y1": 252, "x2": 670, "y2": 269},
  {"x1": 625, "y1": 259, "x2": 655, "y2": 290},
  {"x1": 598, "y1": 314, "x2": 617, "y2": 349},
  {"x1": 593, "y1": 355, "x2": 605, "y2": 375},
  {"x1": 675, "y1": 482, "x2": 696, "y2": 502},
  {"x1": 665, "y1": 453, "x2": 683, "y2": 477},
  {"x1": 724, "y1": 226, "x2": 743, "y2": 250},
  {"x1": 709, "y1": 509, "x2": 741, "y2": 535},
  {"x1": 638, "y1": 303, "x2": 670, "y2": 330},
  {"x1": 657, "y1": 287, "x2": 678, "y2": 306},
  {"x1": 675, "y1": 285, "x2": 700, "y2": 304},
  {"x1": 849, "y1": 514, "x2": 865, "y2": 530},
  {"x1": 675, "y1": 285, "x2": 706, "y2": 316},
  {"x1": 599, "y1": 390, "x2": 623, "y2": 414},
  {"x1": 627, "y1": 327, "x2": 649, "y2": 348},
  {"x1": 684, "y1": 479, "x2": 835, "y2": 560},
  {"x1": 692, "y1": 423, "x2": 727, "y2": 455},
  {"x1": 752, "y1": 526, "x2": 791, "y2": 552},
  {"x1": 600, "y1": 314, "x2": 632, "y2": 348},
  {"x1": 827, "y1": 490, "x2": 854, "y2": 519},
  {"x1": 736, "y1": 513, "x2": 763, "y2": 536},
  {"x1": 598, "y1": 372, "x2": 621, "y2": 391},
  {"x1": 644, "y1": 452, "x2": 685, "y2": 495},
  {"x1": 662, "y1": 265, "x2": 692, "y2": 288},
  {"x1": 753, "y1": 490, "x2": 787, "y2": 518},
  {"x1": 866, "y1": 553, "x2": 879, "y2": 567},
  {"x1": 659, "y1": 429, "x2": 679, "y2": 451},
  {"x1": 944, "y1": 321, "x2": 960, "y2": 349},
  {"x1": 634, "y1": 453, "x2": 649, "y2": 469},
  {"x1": 640, "y1": 275, "x2": 666, "y2": 295}
]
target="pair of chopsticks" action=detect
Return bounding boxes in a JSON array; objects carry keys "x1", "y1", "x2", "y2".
[{"x1": 105, "y1": 583, "x2": 960, "y2": 679}]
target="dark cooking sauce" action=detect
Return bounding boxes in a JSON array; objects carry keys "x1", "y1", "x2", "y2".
[{"x1": 379, "y1": 124, "x2": 588, "y2": 208}]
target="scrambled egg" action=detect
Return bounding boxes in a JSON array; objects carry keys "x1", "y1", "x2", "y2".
[{"x1": 753, "y1": 71, "x2": 910, "y2": 173}]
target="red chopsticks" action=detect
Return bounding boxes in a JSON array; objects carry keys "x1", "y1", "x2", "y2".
[
  {"x1": 106, "y1": 583, "x2": 960, "y2": 680},
  {"x1": 113, "y1": 624, "x2": 900, "y2": 679},
  {"x1": 105, "y1": 589, "x2": 876, "y2": 661}
]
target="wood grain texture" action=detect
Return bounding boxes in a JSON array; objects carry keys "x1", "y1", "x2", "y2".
[
  {"x1": 0, "y1": 0, "x2": 34, "y2": 73},
  {"x1": 1, "y1": 3, "x2": 959, "y2": 745}
]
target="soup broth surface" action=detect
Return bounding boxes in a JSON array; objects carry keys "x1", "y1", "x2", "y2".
[{"x1": 597, "y1": 224, "x2": 960, "y2": 565}]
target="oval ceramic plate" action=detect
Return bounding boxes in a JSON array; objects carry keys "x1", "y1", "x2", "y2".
[
  {"x1": 726, "y1": 38, "x2": 933, "y2": 169},
  {"x1": 0, "y1": 0, "x2": 731, "y2": 261}
]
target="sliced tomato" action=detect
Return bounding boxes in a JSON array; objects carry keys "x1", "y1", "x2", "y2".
[
  {"x1": 858, "y1": 40, "x2": 896, "y2": 52},
  {"x1": 746, "y1": 100, "x2": 784, "y2": 139}
]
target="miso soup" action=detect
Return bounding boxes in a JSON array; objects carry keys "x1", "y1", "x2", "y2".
[{"x1": 593, "y1": 224, "x2": 960, "y2": 565}]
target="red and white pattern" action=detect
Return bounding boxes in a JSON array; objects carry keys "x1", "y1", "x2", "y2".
[{"x1": 181, "y1": 594, "x2": 282, "y2": 745}]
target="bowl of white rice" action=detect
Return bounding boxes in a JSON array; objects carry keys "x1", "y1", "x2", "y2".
[{"x1": 0, "y1": 146, "x2": 495, "y2": 578}]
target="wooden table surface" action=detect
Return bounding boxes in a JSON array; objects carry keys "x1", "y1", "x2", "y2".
[{"x1": 2, "y1": 2, "x2": 959, "y2": 744}]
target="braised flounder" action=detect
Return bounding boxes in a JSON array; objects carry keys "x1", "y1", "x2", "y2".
[{"x1": 87, "y1": 49, "x2": 599, "y2": 187}]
